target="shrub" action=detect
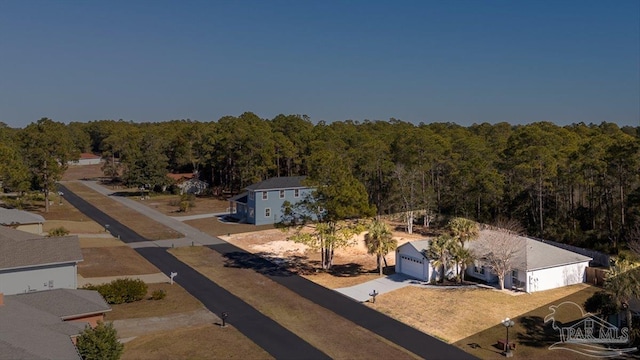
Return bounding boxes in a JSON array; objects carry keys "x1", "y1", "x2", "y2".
[
  {"x1": 48, "y1": 226, "x2": 70, "y2": 237},
  {"x1": 151, "y1": 289, "x2": 166, "y2": 300},
  {"x1": 76, "y1": 321, "x2": 124, "y2": 360},
  {"x1": 84, "y1": 278, "x2": 148, "y2": 304}
]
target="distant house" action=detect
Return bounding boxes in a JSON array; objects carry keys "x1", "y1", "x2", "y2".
[
  {"x1": 0, "y1": 207, "x2": 45, "y2": 235},
  {"x1": 228, "y1": 176, "x2": 313, "y2": 225},
  {"x1": 167, "y1": 172, "x2": 209, "y2": 195},
  {"x1": 395, "y1": 229, "x2": 592, "y2": 293},
  {"x1": 68, "y1": 153, "x2": 102, "y2": 166},
  {"x1": 0, "y1": 226, "x2": 83, "y2": 295},
  {"x1": 0, "y1": 289, "x2": 111, "y2": 360}
]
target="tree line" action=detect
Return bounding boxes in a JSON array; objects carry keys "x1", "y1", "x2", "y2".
[{"x1": 1, "y1": 113, "x2": 638, "y2": 253}]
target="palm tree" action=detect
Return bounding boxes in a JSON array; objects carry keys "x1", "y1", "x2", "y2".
[
  {"x1": 427, "y1": 234, "x2": 454, "y2": 283},
  {"x1": 364, "y1": 220, "x2": 397, "y2": 276},
  {"x1": 605, "y1": 261, "x2": 640, "y2": 329},
  {"x1": 450, "y1": 242, "x2": 474, "y2": 283},
  {"x1": 449, "y1": 217, "x2": 480, "y2": 249}
]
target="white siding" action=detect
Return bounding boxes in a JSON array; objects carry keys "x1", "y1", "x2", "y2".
[
  {"x1": 0, "y1": 263, "x2": 77, "y2": 295},
  {"x1": 395, "y1": 244, "x2": 432, "y2": 281},
  {"x1": 526, "y1": 261, "x2": 589, "y2": 292}
]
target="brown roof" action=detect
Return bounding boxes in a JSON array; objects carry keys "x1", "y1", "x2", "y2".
[
  {"x1": 167, "y1": 173, "x2": 196, "y2": 181},
  {"x1": 79, "y1": 153, "x2": 101, "y2": 160},
  {"x1": 0, "y1": 227, "x2": 83, "y2": 271}
]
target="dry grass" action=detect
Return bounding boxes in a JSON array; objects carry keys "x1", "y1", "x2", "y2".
[
  {"x1": 170, "y1": 246, "x2": 419, "y2": 360},
  {"x1": 454, "y1": 286, "x2": 602, "y2": 359},
  {"x1": 184, "y1": 217, "x2": 274, "y2": 236},
  {"x1": 122, "y1": 323, "x2": 273, "y2": 360},
  {"x1": 136, "y1": 193, "x2": 230, "y2": 216},
  {"x1": 62, "y1": 182, "x2": 182, "y2": 240},
  {"x1": 301, "y1": 272, "x2": 385, "y2": 289},
  {"x1": 62, "y1": 164, "x2": 105, "y2": 181},
  {"x1": 106, "y1": 283, "x2": 205, "y2": 320},
  {"x1": 79, "y1": 246, "x2": 160, "y2": 277},
  {"x1": 369, "y1": 284, "x2": 599, "y2": 344},
  {"x1": 43, "y1": 219, "x2": 106, "y2": 234},
  {"x1": 78, "y1": 237, "x2": 127, "y2": 248}
]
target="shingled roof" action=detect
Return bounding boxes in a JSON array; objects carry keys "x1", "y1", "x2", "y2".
[
  {"x1": 0, "y1": 289, "x2": 111, "y2": 360},
  {"x1": 0, "y1": 227, "x2": 83, "y2": 271},
  {"x1": 0, "y1": 208, "x2": 45, "y2": 226},
  {"x1": 245, "y1": 176, "x2": 308, "y2": 191}
]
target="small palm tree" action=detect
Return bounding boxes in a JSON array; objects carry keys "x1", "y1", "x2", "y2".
[
  {"x1": 427, "y1": 234, "x2": 454, "y2": 283},
  {"x1": 450, "y1": 242, "x2": 474, "y2": 283},
  {"x1": 605, "y1": 261, "x2": 640, "y2": 330},
  {"x1": 449, "y1": 217, "x2": 479, "y2": 249},
  {"x1": 364, "y1": 220, "x2": 397, "y2": 276}
]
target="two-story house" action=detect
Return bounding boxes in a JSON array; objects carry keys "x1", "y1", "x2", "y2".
[{"x1": 229, "y1": 176, "x2": 313, "y2": 225}]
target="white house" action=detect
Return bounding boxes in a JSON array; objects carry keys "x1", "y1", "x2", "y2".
[
  {"x1": 68, "y1": 153, "x2": 102, "y2": 166},
  {"x1": 0, "y1": 226, "x2": 83, "y2": 295},
  {"x1": 396, "y1": 229, "x2": 592, "y2": 293}
]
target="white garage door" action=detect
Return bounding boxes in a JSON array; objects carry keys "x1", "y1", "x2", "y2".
[{"x1": 400, "y1": 255, "x2": 425, "y2": 280}]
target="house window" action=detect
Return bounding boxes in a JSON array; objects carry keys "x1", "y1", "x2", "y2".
[
  {"x1": 262, "y1": 191, "x2": 268, "y2": 200},
  {"x1": 473, "y1": 261, "x2": 485, "y2": 275},
  {"x1": 294, "y1": 189, "x2": 300, "y2": 198},
  {"x1": 279, "y1": 190, "x2": 285, "y2": 199},
  {"x1": 265, "y1": 208, "x2": 271, "y2": 218},
  {"x1": 249, "y1": 207, "x2": 254, "y2": 218}
]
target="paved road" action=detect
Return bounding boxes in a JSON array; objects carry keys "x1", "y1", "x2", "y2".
[
  {"x1": 60, "y1": 182, "x2": 476, "y2": 359},
  {"x1": 59, "y1": 183, "x2": 330, "y2": 360}
]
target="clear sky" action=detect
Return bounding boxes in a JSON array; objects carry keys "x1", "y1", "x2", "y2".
[{"x1": 1, "y1": 0, "x2": 638, "y2": 128}]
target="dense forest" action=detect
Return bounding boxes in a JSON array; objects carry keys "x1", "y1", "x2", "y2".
[{"x1": 1, "y1": 113, "x2": 638, "y2": 253}]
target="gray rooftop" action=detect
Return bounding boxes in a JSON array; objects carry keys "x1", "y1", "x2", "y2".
[
  {"x1": 0, "y1": 226, "x2": 83, "y2": 271},
  {"x1": 0, "y1": 208, "x2": 45, "y2": 225},
  {"x1": 469, "y1": 229, "x2": 592, "y2": 271},
  {"x1": 245, "y1": 176, "x2": 308, "y2": 191},
  {"x1": 0, "y1": 289, "x2": 111, "y2": 360}
]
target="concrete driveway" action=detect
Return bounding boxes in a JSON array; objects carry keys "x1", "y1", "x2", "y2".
[{"x1": 336, "y1": 273, "x2": 425, "y2": 302}]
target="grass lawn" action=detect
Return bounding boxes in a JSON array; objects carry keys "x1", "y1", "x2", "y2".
[
  {"x1": 368, "y1": 284, "x2": 598, "y2": 358},
  {"x1": 62, "y1": 181, "x2": 183, "y2": 240},
  {"x1": 107, "y1": 283, "x2": 205, "y2": 320},
  {"x1": 170, "y1": 246, "x2": 420, "y2": 359},
  {"x1": 122, "y1": 324, "x2": 273, "y2": 360},
  {"x1": 79, "y1": 246, "x2": 161, "y2": 277},
  {"x1": 133, "y1": 193, "x2": 230, "y2": 216},
  {"x1": 302, "y1": 271, "x2": 387, "y2": 289}
]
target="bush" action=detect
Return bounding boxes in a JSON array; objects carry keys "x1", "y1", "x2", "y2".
[
  {"x1": 84, "y1": 278, "x2": 148, "y2": 304},
  {"x1": 151, "y1": 289, "x2": 166, "y2": 300},
  {"x1": 48, "y1": 226, "x2": 70, "y2": 237},
  {"x1": 76, "y1": 321, "x2": 124, "y2": 360}
]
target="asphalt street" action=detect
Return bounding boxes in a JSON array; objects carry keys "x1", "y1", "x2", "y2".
[
  {"x1": 58, "y1": 184, "x2": 330, "y2": 360},
  {"x1": 59, "y1": 183, "x2": 477, "y2": 359}
]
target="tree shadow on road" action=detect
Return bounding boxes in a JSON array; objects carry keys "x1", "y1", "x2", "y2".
[{"x1": 222, "y1": 251, "x2": 301, "y2": 277}]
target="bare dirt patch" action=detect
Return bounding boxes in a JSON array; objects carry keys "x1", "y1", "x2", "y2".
[
  {"x1": 122, "y1": 323, "x2": 273, "y2": 360},
  {"x1": 219, "y1": 227, "x2": 425, "y2": 287},
  {"x1": 170, "y1": 246, "x2": 419, "y2": 359},
  {"x1": 79, "y1": 246, "x2": 160, "y2": 277},
  {"x1": 62, "y1": 182, "x2": 182, "y2": 240}
]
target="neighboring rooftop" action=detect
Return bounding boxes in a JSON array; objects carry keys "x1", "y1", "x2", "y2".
[
  {"x1": 79, "y1": 153, "x2": 100, "y2": 160},
  {"x1": 0, "y1": 208, "x2": 45, "y2": 226},
  {"x1": 245, "y1": 176, "x2": 308, "y2": 191},
  {"x1": 0, "y1": 227, "x2": 82, "y2": 271},
  {"x1": 469, "y1": 229, "x2": 592, "y2": 271},
  {"x1": 167, "y1": 172, "x2": 196, "y2": 181},
  {"x1": 0, "y1": 289, "x2": 111, "y2": 360}
]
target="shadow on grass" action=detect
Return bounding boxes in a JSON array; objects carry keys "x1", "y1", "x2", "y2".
[
  {"x1": 329, "y1": 263, "x2": 366, "y2": 277},
  {"x1": 223, "y1": 251, "x2": 311, "y2": 277},
  {"x1": 518, "y1": 315, "x2": 559, "y2": 348}
]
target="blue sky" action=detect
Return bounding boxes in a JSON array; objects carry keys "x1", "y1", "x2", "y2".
[{"x1": 1, "y1": 1, "x2": 638, "y2": 128}]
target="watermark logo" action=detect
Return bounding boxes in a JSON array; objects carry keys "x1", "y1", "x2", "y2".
[{"x1": 544, "y1": 301, "x2": 637, "y2": 358}]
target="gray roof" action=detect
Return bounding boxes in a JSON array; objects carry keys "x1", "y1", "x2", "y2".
[
  {"x1": 245, "y1": 176, "x2": 308, "y2": 191},
  {"x1": 469, "y1": 229, "x2": 592, "y2": 271},
  {"x1": 229, "y1": 192, "x2": 248, "y2": 203},
  {"x1": 12, "y1": 288, "x2": 111, "y2": 320},
  {"x1": 0, "y1": 208, "x2": 45, "y2": 226},
  {"x1": 0, "y1": 289, "x2": 111, "y2": 360},
  {"x1": 0, "y1": 227, "x2": 83, "y2": 271},
  {"x1": 403, "y1": 239, "x2": 430, "y2": 255}
]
